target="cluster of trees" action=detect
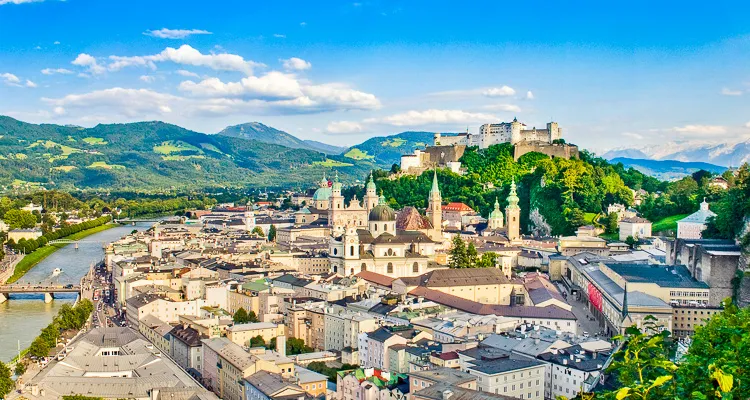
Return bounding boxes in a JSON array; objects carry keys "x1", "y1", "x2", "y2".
[
  {"x1": 27, "y1": 300, "x2": 94, "y2": 359},
  {"x1": 447, "y1": 236, "x2": 497, "y2": 268},
  {"x1": 583, "y1": 299, "x2": 748, "y2": 400},
  {"x1": 268, "y1": 337, "x2": 313, "y2": 355},
  {"x1": 0, "y1": 361, "x2": 12, "y2": 399},
  {"x1": 307, "y1": 361, "x2": 360, "y2": 382},
  {"x1": 374, "y1": 144, "x2": 650, "y2": 236},
  {"x1": 7, "y1": 215, "x2": 111, "y2": 254},
  {"x1": 232, "y1": 307, "x2": 259, "y2": 324}
]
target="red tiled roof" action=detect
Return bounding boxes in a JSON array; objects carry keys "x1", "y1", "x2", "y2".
[
  {"x1": 442, "y1": 202, "x2": 474, "y2": 212},
  {"x1": 438, "y1": 351, "x2": 459, "y2": 360},
  {"x1": 356, "y1": 271, "x2": 396, "y2": 288}
]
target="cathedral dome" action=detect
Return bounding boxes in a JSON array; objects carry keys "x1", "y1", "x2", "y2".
[
  {"x1": 369, "y1": 195, "x2": 396, "y2": 221},
  {"x1": 312, "y1": 186, "x2": 332, "y2": 201}
]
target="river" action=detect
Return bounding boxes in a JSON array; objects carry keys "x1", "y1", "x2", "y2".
[{"x1": 0, "y1": 223, "x2": 152, "y2": 362}]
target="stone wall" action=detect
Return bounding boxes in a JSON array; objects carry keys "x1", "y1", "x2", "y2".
[{"x1": 513, "y1": 142, "x2": 579, "y2": 161}]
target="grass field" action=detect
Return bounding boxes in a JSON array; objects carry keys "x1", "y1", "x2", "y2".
[
  {"x1": 6, "y1": 223, "x2": 117, "y2": 284},
  {"x1": 584, "y1": 212, "x2": 599, "y2": 224},
  {"x1": 88, "y1": 161, "x2": 126, "y2": 170},
  {"x1": 153, "y1": 140, "x2": 202, "y2": 155},
  {"x1": 313, "y1": 160, "x2": 354, "y2": 167},
  {"x1": 51, "y1": 165, "x2": 77, "y2": 172},
  {"x1": 381, "y1": 138, "x2": 407, "y2": 147},
  {"x1": 343, "y1": 148, "x2": 374, "y2": 160},
  {"x1": 653, "y1": 214, "x2": 689, "y2": 233},
  {"x1": 199, "y1": 143, "x2": 224, "y2": 154},
  {"x1": 82, "y1": 137, "x2": 108, "y2": 145},
  {"x1": 162, "y1": 155, "x2": 206, "y2": 161}
]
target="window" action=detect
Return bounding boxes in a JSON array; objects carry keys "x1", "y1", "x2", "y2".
[
  {"x1": 387, "y1": 263, "x2": 394, "y2": 274},
  {"x1": 350, "y1": 246, "x2": 355, "y2": 256},
  {"x1": 361, "y1": 263, "x2": 367, "y2": 272},
  {"x1": 374, "y1": 224, "x2": 378, "y2": 231}
]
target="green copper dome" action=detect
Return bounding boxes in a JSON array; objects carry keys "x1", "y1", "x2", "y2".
[
  {"x1": 312, "y1": 186, "x2": 332, "y2": 201},
  {"x1": 506, "y1": 179, "x2": 520, "y2": 210},
  {"x1": 489, "y1": 197, "x2": 503, "y2": 219},
  {"x1": 369, "y1": 195, "x2": 395, "y2": 221},
  {"x1": 366, "y1": 173, "x2": 377, "y2": 191}
]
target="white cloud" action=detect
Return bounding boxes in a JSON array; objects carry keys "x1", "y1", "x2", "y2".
[
  {"x1": 175, "y1": 69, "x2": 199, "y2": 78},
  {"x1": 273, "y1": 33, "x2": 286, "y2": 38},
  {"x1": 41, "y1": 68, "x2": 73, "y2": 75},
  {"x1": 144, "y1": 28, "x2": 212, "y2": 39},
  {"x1": 34, "y1": 46, "x2": 42, "y2": 50},
  {"x1": 72, "y1": 53, "x2": 106, "y2": 75},
  {"x1": 482, "y1": 86, "x2": 516, "y2": 97},
  {"x1": 178, "y1": 73, "x2": 380, "y2": 111},
  {"x1": 281, "y1": 57, "x2": 311, "y2": 71},
  {"x1": 0, "y1": 0, "x2": 43, "y2": 5},
  {"x1": 300, "y1": 22, "x2": 307, "y2": 27},
  {"x1": 482, "y1": 104, "x2": 521, "y2": 113},
  {"x1": 53, "y1": 41, "x2": 60, "y2": 45},
  {"x1": 139, "y1": 75, "x2": 155, "y2": 83},
  {"x1": 25, "y1": 80, "x2": 37, "y2": 88},
  {"x1": 429, "y1": 85, "x2": 517, "y2": 98},
  {"x1": 622, "y1": 132, "x2": 644, "y2": 140},
  {"x1": 105, "y1": 44, "x2": 264, "y2": 75},
  {"x1": 0, "y1": 73, "x2": 21, "y2": 86},
  {"x1": 526, "y1": 90, "x2": 534, "y2": 100},
  {"x1": 721, "y1": 87, "x2": 742, "y2": 96},
  {"x1": 366, "y1": 109, "x2": 496, "y2": 127},
  {"x1": 671, "y1": 125, "x2": 727, "y2": 136},
  {"x1": 327, "y1": 121, "x2": 363, "y2": 134},
  {"x1": 43, "y1": 88, "x2": 180, "y2": 118}
]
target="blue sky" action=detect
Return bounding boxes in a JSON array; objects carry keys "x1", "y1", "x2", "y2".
[{"x1": 0, "y1": 0, "x2": 749, "y2": 150}]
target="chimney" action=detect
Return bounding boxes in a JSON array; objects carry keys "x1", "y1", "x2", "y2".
[
  {"x1": 276, "y1": 335, "x2": 287, "y2": 358},
  {"x1": 442, "y1": 390, "x2": 453, "y2": 400}
]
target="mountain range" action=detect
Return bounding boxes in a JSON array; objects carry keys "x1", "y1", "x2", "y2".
[
  {"x1": 0, "y1": 116, "x2": 440, "y2": 191},
  {"x1": 601, "y1": 140, "x2": 750, "y2": 167},
  {"x1": 608, "y1": 157, "x2": 726, "y2": 180}
]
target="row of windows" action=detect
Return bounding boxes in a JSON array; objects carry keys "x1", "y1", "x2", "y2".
[{"x1": 670, "y1": 291, "x2": 709, "y2": 298}]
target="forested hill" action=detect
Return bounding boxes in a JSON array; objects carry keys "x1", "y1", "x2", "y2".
[
  {"x1": 217, "y1": 122, "x2": 347, "y2": 155},
  {"x1": 341, "y1": 131, "x2": 445, "y2": 166},
  {"x1": 0, "y1": 116, "x2": 375, "y2": 191},
  {"x1": 375, "y1": 144, "x2": 666, "y2": 236}
]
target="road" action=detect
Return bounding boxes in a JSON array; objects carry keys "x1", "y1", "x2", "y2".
[{"x1": 88, "y1": 264, "x2": 127, "y2": 330}]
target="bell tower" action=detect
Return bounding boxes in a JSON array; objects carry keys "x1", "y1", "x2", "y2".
[
  {"x1": 427, "y1": 170, "x2": 442, "y2": 230},
  {"x1": 505, "y1": 179, "x2": 521, "y2": 242},
  {"x1": 363, "y1": 172, "x2": 379, "y2": 212}
]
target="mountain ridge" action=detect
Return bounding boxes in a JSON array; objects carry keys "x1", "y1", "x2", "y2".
[
  {"x1": 601, "y1": 139, "x2": 750, "y2": 167},
  {"x1": 217, "y1": 122, "x2": 347, "y2": 155}
]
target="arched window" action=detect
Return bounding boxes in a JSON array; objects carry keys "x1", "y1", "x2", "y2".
[
  {"x1": 413, "y1": 262, "x2": 419, "y2": 273},
  {"x1": 387, "y1": 248, "x2": 394, "y2": 256},
  {"x1": 350, "y1": 268, "x2": 354, "y2": 275},
  {"x1": 361, "y1": 263, "x2": 367, "y2": 272},
  {"x1": 387, "y1": 263, "x2": 394, "y2": 274},
  {"x1": 333, "y1": 265, "x2": 337, "y2": 273},
  {"x1": 350, "y1": 246, "x2": 355, "y2": 256}
]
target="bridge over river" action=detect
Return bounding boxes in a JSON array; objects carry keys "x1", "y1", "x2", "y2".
[{"x1": 0, "y1": 284, "x2": 82, "y2": 303}]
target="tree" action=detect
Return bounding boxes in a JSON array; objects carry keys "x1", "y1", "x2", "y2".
[
  {"x1": 233, "y1": 307, "x2": 250, "y2": 324},
  {"x1": 251, "y1": 226, "x2": 264, "y2": 237},
  {"x1": 466, "y1": 242, "x2": 479, "y2": 266},
  {"x1": 287, "y1": 337, "x2": 314, "y2": 355},
  {"x1": 249, "y1": 335, "x2": 266, "y2": 348},
  {"x1": 14, "y1": 360, "x2": 26, "y2": 376},
  {"x1": 0, "y1": 361, "x2": 13, "y2": 399},
  {"x1": 476, "y1": 252, "x2": 497, "y2": 268},
  {"x1": 448, "y1": 236, "x2": 469, "y2": 268},
  {"x1": 605, "y1": 212, "x2": 619, "y2": 234},
  {"x1": 604, "y1": 316, "x2": 678, "y2": 400},
  {"x1": 3, "y1": 209, "x2": 37, "y2": 229},
  {"x1": 676, "y1": 299, "x2": 749, "y2": 399},
  {"x1": 27, "y1": 337, "x2": 50, "y2": 359},
  {"x1": 268, "y1": 224, "x2": 277, "y2": 242},
  {"x1": 625, "y1": 235, "x2": 639, "y2": 249}
]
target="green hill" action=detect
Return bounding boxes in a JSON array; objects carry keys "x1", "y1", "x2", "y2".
[
  {"x1": 343, "y1": 131, "x2": 443, "y2": 166},
  {"x1": 0, "y1": 117, "x2": 373, "y2": 191},
  {"x1": 217, "y1": 122, "x2": 346, "y2": 155}
]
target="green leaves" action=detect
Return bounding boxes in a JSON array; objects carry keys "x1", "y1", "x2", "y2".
[{"x1": 615, "y1": 387, "x2": 631, "y2": 399}]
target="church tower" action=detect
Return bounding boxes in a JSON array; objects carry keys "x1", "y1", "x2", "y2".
[
  {"x1": 426, "y1": 170, "x2": 442, "y2": 231},
  {"x1": 363, "y1": 172, "x2": 379, "y2": 212},
  {"x1": 329, "y1": 172, "x2": 345, "y2": 233},
  {"x1": 505, "y1": 179, "x2": 521, "y2": 242}
]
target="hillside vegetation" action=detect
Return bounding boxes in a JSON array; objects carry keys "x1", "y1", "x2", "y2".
[{"x1": 0, "y1": 117, "x2": 375, "y2": 190}]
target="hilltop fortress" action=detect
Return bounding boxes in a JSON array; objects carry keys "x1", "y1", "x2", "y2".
[{"x1": 400, "y1": 118, "x2": 579, "y2": 175}]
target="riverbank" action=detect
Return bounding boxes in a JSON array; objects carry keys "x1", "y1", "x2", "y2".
[{"x1": 5, "y1": 223, "x2": 117, "y2": 284}]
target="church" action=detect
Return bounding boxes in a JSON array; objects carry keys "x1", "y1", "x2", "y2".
[
  {"x1": 479, "y1": 179, "x2": 522, "y2": 244},
  {"x1": 328, "y1": 171, "x2": 444, "y2": 278}
]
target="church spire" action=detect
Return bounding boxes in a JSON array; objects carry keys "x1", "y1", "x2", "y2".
[
  {"x1": 429, "y1": 169, "x2": 441, "y2": 201},
  {"x1": 621, "y1": 283, "x2": 629, "y2": 320},
  {"x1": 506, "y1": 178, "x2": 519, "y2": 210}
]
